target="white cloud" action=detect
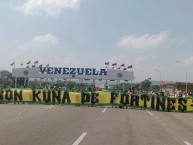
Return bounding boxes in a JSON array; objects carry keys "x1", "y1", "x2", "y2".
[
  {"x1": 15, "y1": 0, "x2": 80, "y2": 16},
  {"x1": 7, "y1": 33, "x2": 58, "y2": 62},
  {"x1": 32, "y1": 33, "x2": 58, "y2": 46},
  {"x1": 20, "y1": 33, "x2": 58, "y2": 50},
  {"x1": 118, "y1": 31, "x2": 170, "y2": 49}
]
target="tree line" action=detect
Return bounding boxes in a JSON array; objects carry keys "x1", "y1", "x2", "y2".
[{"x1": 0, "y1": 70, "x2": 157, "y2": 91}]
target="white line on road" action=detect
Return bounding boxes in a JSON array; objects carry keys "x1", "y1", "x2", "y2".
[
  {"x1": 102, "y1": 107, "x2": 107, "y2": 113},
  {"x1": 72, "y1": 132, "x2": 87, "y2": 145},
  {"x1": 42, "y1": 106, "x2": 56, "y2": 109},
  {"x1": 17, "y1": 113, "x2": 21, "y2": 116},
  {"x1": 13, "y1": 113, "x2": 22, "y2": 116},
  {"x1": 183, "y1": 141, "x2": 192, "y2": 145},
  {"x1": 146, "y1": 110, "x2": 153, "y2": 116}
]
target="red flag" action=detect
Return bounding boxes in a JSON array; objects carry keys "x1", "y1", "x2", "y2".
[
  {"x1": 105, "y1": 62, "x2": 109, "y2": 65},
  {"x1": 112, "y1": 63, "x2": 117, "y2": 66},
  {"x1": 120, "y1": 64, "x2": 125, "y2": 67},
  {"x1": 128, "y1": 65, "x2": 132, "y2": 68},
  {"x1": 34, "y1": 60, "x2": 38, "y2": 64},
  {"x1": 27, "y1": 60, "x2": 31, "y2": 64},
  {"x1": 10, "y1": 61, "x2": 15, "y2": 66}
]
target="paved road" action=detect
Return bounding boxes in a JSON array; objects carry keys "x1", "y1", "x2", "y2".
[{"x1": 0, "y1": 104, "x2": 192, "y2": 145}]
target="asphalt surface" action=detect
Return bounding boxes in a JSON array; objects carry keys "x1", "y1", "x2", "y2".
[{"x1": 0, "y1": 104, "x2": 193, "y2": 145}]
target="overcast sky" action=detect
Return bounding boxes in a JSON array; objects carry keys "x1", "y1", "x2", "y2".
[{"x1": 1, "y1": 0, "x2": 193, "y2": 82}]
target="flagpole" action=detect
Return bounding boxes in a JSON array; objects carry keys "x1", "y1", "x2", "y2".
[
  {"x1": 131, "y1": 66, "x2": 134, "y2": 91},
  {"x1": 21, "y1": 61, "x2": 23, "y2": 68},
  {"x1": 14, "y1": 77, "x2": 17, "y2": 88},
  {"x1": 46, "y1": 78, "x2": 48, "y2": 86},
  {"x1": 127, "y1": 65, "x2": 133, "y2": 91},
  {"x1": 24, "y1": 77, "x2": 26, "y2": 87},
  {"x1": 27, "y1": 78, "x2": 30, "y2": 87},
  {"x1": 40, "y1": 78, "x2": 42, "y2": 88},
  {"x1": 131, "y1": 80, "x2": 132, "y2": 91}
]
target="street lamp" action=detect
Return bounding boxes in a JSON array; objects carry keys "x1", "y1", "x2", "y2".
[
  {"x1": 176, "y1": 60, "x2": 187, "y2": 93},
  {"x1": 153, "y1": 69, "x2": 162, "y2": 82}
]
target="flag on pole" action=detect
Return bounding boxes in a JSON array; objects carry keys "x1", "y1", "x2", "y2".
[
  {"x1": 112, "y1": 63, "x2": 117, "y2": 66},
  {"x1": 128, "y1": 65, "x2": 132, "y2": 68},
  {"x1": 10, "y1": 61, "x2": 15, "y2": 66},
  {"x1": 120, "y1": 64, "x2": 125, "y2": 67},
  {"x1": 26, "y1": 60, "x2": 31, "y2": 64},
  {"x1": 105, "y1": 62, "x2": 109, "y2": 65},
  {"x1": 105, "y1": 62, "x2": 109, "y2": 69},
  {"x1": 34, "y1": 60, "x2": 38, "y2": 64}
]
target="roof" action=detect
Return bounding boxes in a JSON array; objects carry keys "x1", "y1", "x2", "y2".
[{"x1": 160, "y1": 81, "x2": 193, "y2": 86}]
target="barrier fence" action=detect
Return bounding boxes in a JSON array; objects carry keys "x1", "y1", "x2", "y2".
[{"x1": 0, "y1": 89, "x2": 193, "y2": 112}]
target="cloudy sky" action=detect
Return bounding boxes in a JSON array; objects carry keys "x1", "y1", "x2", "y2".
[{"x1": 1, "y1": 0, "x2": 193, "y2": 82}]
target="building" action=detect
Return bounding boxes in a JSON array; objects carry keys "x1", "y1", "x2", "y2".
[
  {"x1": 12, "y1": 66, "x2": 134, "y2": 87},
  {"x1": 160, "y1": 82, "x2": 193, "y2": 94}
]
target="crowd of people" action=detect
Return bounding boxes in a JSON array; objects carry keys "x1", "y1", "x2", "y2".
[
  {"x1": 150, "y1": 89, "x2": 193, "y2": 98},
  {"x1": 1, "y1": 84, "x2": 193, "y2": 98}
]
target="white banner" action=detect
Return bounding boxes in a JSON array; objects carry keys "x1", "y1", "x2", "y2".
[{"x1": 12, "y1": 67, "x2": 134, "y2": 81}]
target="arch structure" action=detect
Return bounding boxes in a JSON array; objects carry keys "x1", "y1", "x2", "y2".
[{"x1": 12, "y1": 67, "x2": 134, "y2": 82}]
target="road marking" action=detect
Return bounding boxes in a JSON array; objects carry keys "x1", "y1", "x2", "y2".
[
  {"x1": 17, "y1": 113, "x2": 21, "y2": 116},
  {"x1": 42, "y1": 106, "x2": 55, "y2": 109},
  {"x1": 72, "y1": 132, "x2": 87, "y2": 145},
  {"x1": 102, "y1": 107, "x2": 107, "y2": 113},
  {"x1": 146, "y1": 110, "x2": 153, "y2": 116},
  {"x1": 13, "y1": 113, "x2": 22, "y2": 116},
  {"x1": 183, "y1": 141, "x2": 192, "y2": 145}
]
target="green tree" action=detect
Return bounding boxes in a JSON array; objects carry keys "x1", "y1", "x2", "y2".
[
  {"x1": 141, "y1": 79, "x2": 152, "y2": 91},
  {"x1": 0, "y1": 70, "x2": 14, "y2": 87}
]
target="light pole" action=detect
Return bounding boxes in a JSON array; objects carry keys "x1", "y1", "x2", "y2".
[
  {"x1": 153, "y1": 69, "x2": 162, "y2": 82},
  {"x1": 176, "y1": 60, "x2": 187, "y2": 93}
]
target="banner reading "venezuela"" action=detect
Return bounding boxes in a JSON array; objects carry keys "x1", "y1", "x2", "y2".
[{"x1": 0, "y1": 89, "x2": 193, "y2": 112}]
